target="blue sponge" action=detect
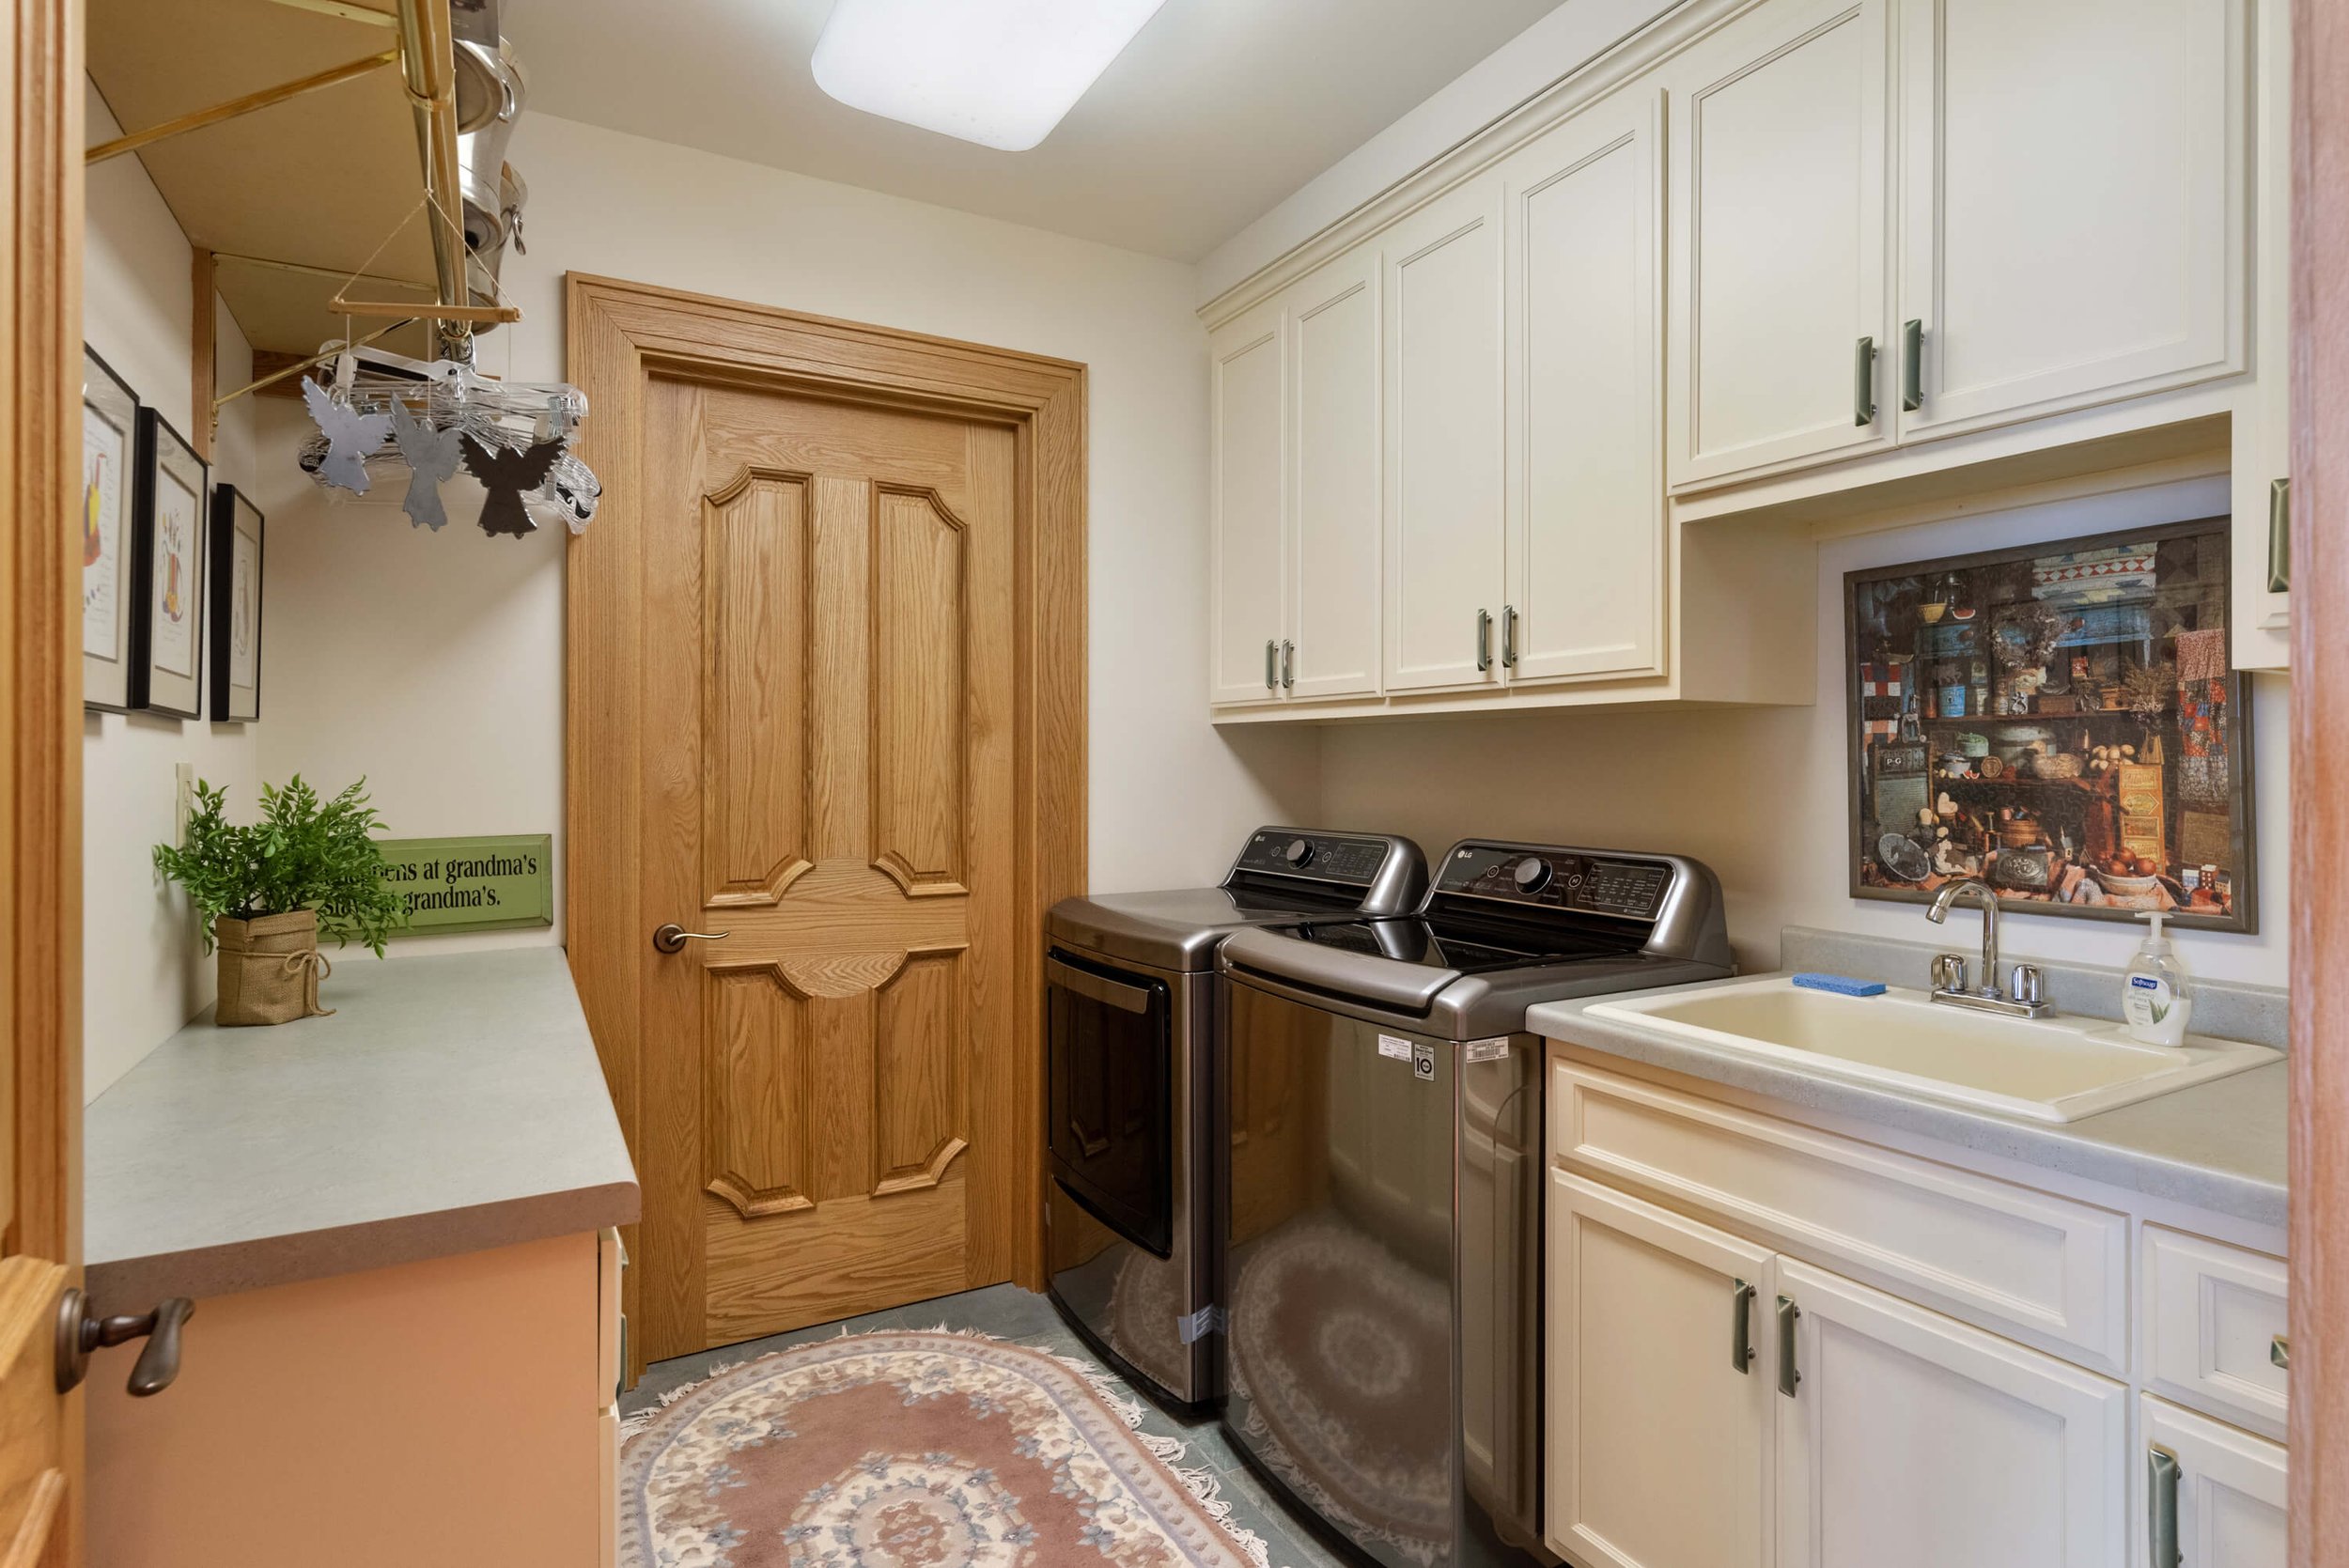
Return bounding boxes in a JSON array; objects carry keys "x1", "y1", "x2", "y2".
[{"x1": 1793, "y1": 972, "x2": 1886, "y2": 997}]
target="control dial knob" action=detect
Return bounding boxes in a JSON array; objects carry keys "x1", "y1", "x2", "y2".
[
  {"x1": 1283, "y1": 837, "x2": 1315, "y2": 869},
  {"x1": 1512, "y1": 855, "x2": 1551, "y2": 893}
]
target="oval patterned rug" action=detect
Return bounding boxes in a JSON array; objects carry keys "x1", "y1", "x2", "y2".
[{"x1": 620, "y1": 1329, "x2": 1271, "y2": 1568}]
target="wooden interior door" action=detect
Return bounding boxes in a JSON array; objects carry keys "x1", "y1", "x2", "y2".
[{"x1": 2, "y1": 0, "x2": 86, "y2": 1556}]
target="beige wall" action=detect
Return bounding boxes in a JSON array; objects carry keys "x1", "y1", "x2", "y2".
[
  {"x1": 1318, "y1": 474, "x2": 2291, "y2": 985},
  {"x1": 251, "y1": 111, "x2": 1319, "y2": 963},
  {"x1": 82, "y1": 82, "x2": 263, "y2": 1100}
]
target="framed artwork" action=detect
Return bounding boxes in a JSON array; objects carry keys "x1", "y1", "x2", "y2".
[
  {"x1": 1845, "y1": 518, "x2": 2255, "y2": 933},
  {"x1": 131, "y1": 409, "x2": 209, "y2": 720},
  {"x1": 80, "y1": 347, "x2": 139, "y2": 712},
  {"x1": 209, "y1": 485, "x2": 263, "y2": 722}
]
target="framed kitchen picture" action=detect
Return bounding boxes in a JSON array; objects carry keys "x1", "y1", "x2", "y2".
[
  {"x1": 209, "y1": 485, "x2": 263, "y2": 722},
  {"x1": 131, "y1": 409, "x2": 209, "y2": 719},
  {"x1": 80, "y1": 346, "x2": 139, "y2": 711},
  {"x1": 1845, "y1": 518, "x2": 2255, "y2": 932}
]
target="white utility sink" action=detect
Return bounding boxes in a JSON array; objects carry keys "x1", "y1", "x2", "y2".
[{"x1": 1584, "y1": 975, "x2": 2277, "y2": 1124}]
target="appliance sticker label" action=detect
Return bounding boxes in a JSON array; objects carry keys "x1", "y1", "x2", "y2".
[
  {"x1": 1463, "y1": 1038, "x2": 1510, "y2": 1064},
  {"x1": 1412, "y1": 1045, "x2": 1437, "y2": 1081},
  {"x1": 1377, "y1": 1034, "x2": 1413, "y2": 1062}
]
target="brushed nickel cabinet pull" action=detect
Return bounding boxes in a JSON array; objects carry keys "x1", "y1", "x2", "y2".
[
  {"x1": 2269, "y1": 477, "x2": 2291, "y2": 595},
  {"x1": 1501, "y1": 605, "x2": 1519, "y2": 669},
  {"x1": 1281, "y1": 640, "x2": 1296, "y2": 690},
  {"x1": 2148, "y1": 1447, "x2": 2181, "y2": 1568},
  {"x1": 1776, "y1": 1294, "x2": 1800, "y2": 1397},
  {"x1": 1475, "y1": 609, "x2": 1493, "y2": 673},
  {"x1": 1854, "y1": 334, "x2": 1876, "y2": 425},
  {"x1": 2271, "y1": 1332, "x2": 2290, "y2": 1371},
  {"x1": 1732, "y1": 1278, "x2": 1756, "y2": 1374},
  {"x1": 1902, "y1": 319, "x2": 1924, "y2": 411},
  {"x1": 1265, "y1": 639, "x2": 1278, "y2": 690}
]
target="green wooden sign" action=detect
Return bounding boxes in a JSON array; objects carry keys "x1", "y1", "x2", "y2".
[{"x1": 378, "y1": 834, "x2": 553, "y2": 936}]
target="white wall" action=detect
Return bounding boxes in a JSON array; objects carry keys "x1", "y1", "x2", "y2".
[
  {"x1": 1319, "y1": 474, "x2": 2290, "y2": 985},
  {"x1": 253, "y1": 110, "x2": 1318, "y2": 962},
  {"x1": 83, "y1": 83, "x2": 264, "y2": 1100}
]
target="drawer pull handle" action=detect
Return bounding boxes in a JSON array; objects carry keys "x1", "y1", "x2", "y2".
[
  {"x1": 1854, "y1": 334, "x2": 1876, "y2": 425},
  {"x1": 1475, "y1": 608, "x2": 1493, "y2": 673},
  {"x1": 2268, "y1": 477, "x2": 2291, "y2": 595},
  {"x1": 1776, "y1": 1294, "x2": 1800, "y2": 1397},
  {"x1": 2149, "y1": 1446, "x2": 2181, "y2": 1568},
  {"x1": 1731, "y1": 1278, "x2": 1756, "y2": 1374},
  {"x1": 1902, "y1": 319, "x2": 1924, "y2": 411},
  {"x1": 2271, "y1": 1333, "x2": 2290, "y2": 1372},
  {"x1": 1265, "y1": 639, "x2": 1278, "y2": 691},
  {"x1": 1501, "y1": 605, "x2": 1519, "y2": 670},
  {"x1": 1281, "y1": 639, "x2": 1295, "y2": 691}
]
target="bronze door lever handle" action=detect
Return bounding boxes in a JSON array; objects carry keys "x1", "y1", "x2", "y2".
[{"x1": 55, "y1": 1287, "x2": 195, "y2": 1396}]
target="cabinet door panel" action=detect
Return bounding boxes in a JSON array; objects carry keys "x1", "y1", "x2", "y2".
[
  {"x1": 1670, "y1": 0, "x2": 1891, "y2": 489},
  {"x1": 1548, "y1": 1172, "x2": 1772, "y2": 1568},
  {"x1": 1897, "y1": 0, "x2": 2245, "y2": 437},
  {"x1": 1287, "y1": 249, "x2": 1382, "y2": 699},
  {"x1": 1503, "y1": 87, "x2": 1666, "y2": 686},
  {"x1": 1209, "y1": 302, "x2": 1287, "y2": 706},
  {"x1": 2143, "y1": 1396, "x2": 2285, "y2": 1568},
  {"x1": 1776, "y1": 1258, "x2": 2126, "y2": 1568},
  {"x1": 1383, "y1": 178, "x2": 1504, "y2": 692}
]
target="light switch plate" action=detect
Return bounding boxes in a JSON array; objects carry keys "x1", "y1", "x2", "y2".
[{"x1": 174, "y1": 762, "x2": 194, "y2": 846}]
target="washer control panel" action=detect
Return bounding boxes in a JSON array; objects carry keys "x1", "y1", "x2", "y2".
[
  {"x1": 1231, "y1": 830, "x2": 1400, "y2": 889},
  {"x1": 1437, "y1": 843, "x2": 1675, "y2": 922}
]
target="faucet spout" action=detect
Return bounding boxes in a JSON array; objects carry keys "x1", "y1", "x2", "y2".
[{"x1": 1923, "y1": 877, "x2": 2050, "y2": 1018}]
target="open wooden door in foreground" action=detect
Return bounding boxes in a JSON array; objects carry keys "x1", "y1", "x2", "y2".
[
  {"x1": 2, "y1": 0, "x2": 86, "y2": 1558},
  {"x1": 568, "y1": 277, "x2": 1084, "y2": 1375}
]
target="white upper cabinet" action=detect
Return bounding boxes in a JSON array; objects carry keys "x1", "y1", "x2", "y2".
[
  {"x1": 1208, "y1": 300, "x2": 1286, "y2": 706},
  {"x1": 1895, "y1": 0, "x2": 2246, "y2": 438},
  {"x1": 1383, "y1": 177, "x2": 1506, "y2": 693},
  {"x1": 1501, "y1": 86, "x2": 1668, "y2": 685},
  {"x1": 1669, "y1": 0, "x2": 1892, "y2": 489},
  {"x1": 1775, "y1": 1258, "x2": 2129, "y2": 1568},
  {"x1": 1286, "y1": 248, "x2": 1384, "y2": 699}
]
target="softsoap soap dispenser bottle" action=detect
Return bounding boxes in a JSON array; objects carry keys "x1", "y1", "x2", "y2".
[{"x1": 2123, "y1": 910, "x2": 2194, "y2": 1046}]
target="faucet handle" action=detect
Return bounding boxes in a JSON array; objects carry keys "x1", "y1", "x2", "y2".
[
  {"x1": 2010, "y1": 964, "x2": 2045, "y2": 1007},
  {"x1": 1931, "y1": 953, "x2": 1968, "y2": 995}
]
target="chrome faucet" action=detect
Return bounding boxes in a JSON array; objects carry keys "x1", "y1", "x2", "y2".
[{"x1": 1926, "y1": 878, "x2": 2050, "y2": 1018}]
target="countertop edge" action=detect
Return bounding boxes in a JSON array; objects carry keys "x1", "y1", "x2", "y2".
[
  {"x1": 1526, "y1": 986, "x2": 2286, "y2": 1231},
  {"x1": 85, "y1": 1178, "x2": 641, "y2": 1311}
]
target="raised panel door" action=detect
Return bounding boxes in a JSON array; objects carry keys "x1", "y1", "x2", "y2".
[
  {"x1": 1669, "y1": 0, "x2": 1892, "y2": 489},
  {"x1": 1285, "y1": 247, "x2": 1382, "y2": 699},
  {"x1": 1210, "y1": 302, "x2": 1287, "y2": 705},
  {"x1": 2144, "y1": 1396, "x2": 2286, "y2": 1568},
  {"x1": 1383, "y1": 177, "x2": 1505, "y2": 692},
  {"x1": 1547, "y1": 1172, "x2": 1772, "y2": 1568},
  {"x1": 1896, "y1": 0, "x2": 2245, "y2": 438},
  {"x1": 1501, "y1": 85, "x2": 1666, "y2": 686},
  {"x1": 1775, "y1": 1258, "x2": 2127, "y2": 1568}
]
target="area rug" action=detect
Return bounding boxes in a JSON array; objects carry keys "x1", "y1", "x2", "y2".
[{"x1": 618, "y1": 1328, "x2": 1271, "y2": 1568}]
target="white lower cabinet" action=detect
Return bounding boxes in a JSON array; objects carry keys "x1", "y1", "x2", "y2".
[
  {"x1": 2145, "y1": 1396, "x2": 2287, "y2": 1568},
  {"x1": 1774, "y1": 1258, "x2": 2128, "y2": 1568},
  {"x1": 1547, "y1": 1172, "x2": 1772, "y2": 1568}
]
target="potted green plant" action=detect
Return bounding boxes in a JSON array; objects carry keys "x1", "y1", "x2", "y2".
[{"x1": 152, "y1": 775, "x2": 406, "y2": 1026}]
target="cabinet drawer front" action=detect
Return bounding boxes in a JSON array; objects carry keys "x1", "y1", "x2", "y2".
[
  {"x1": 2143, "y1": 1225, "x2": 2288, "y2": 1439},
  {"x1": 1549, "y1": 1058, "x2": 2126, "y2": 1368}
]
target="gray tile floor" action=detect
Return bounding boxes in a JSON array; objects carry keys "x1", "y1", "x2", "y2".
[{"x1": 622, "y1": 1282, "x2": 1348, "y2": 1568}]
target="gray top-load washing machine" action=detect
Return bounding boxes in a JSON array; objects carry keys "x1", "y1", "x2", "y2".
[
  {"x1": 1214, "y1": 840, "x2": 1735, "y2": 1568},
  {"x1": 1044, "y1": 828, "x2": 1427, "y2": 1410}
]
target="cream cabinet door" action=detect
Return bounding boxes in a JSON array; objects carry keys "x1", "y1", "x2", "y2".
[
  {"x1": 1501, "y1": 86, "x2": 1666, "y2": 686},
  {"x1": 1383, "y1": 176, "x2": 1505, "y2": 692},
  {"x1": 1548, "y1": 1172, "x2": 1773, "y2": 1568},
  {"x1": 2144, "y1": 1397, "x2": 2286, "y2": 1568},
  {"x1": 1668, "y1": 0, "x2": 1891, "y2": 489},
  {"x1": 1209, "y1": 299, "x2": 1287, "y2": 706},
  {"x1": 1895, "y1": 0, "x2": 2246, "y2": 439},
  {"x1": 1776, "y1": 1258, "x2": 2127, "y2": 1568},
  {"x1": 1286, "y1": 247, "x2": 1383, "y2": 699}
]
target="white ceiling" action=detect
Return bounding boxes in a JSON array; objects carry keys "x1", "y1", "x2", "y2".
[{"x1": 502, "y1": 0, "x2": 1564, "y2": 261}]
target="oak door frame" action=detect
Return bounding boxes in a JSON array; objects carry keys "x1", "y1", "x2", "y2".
[
  {"x1": 2290, "y1": 0, "x2": 2347, "y2": 1558},
  {"x1": 564, "y1": 274, "x2": 1084, "y2": 1371}
]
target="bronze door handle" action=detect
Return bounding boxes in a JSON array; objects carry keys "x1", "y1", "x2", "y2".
[
  {"x1": 55, "y1": 1287, "x2": 194, "y2": 1396},
  {"x1": 653, "y1": 924, "x2": 731, "y2": 955}
]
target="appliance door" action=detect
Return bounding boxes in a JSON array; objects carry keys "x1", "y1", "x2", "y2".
[
  {"x1": 1047, "y1": 949, "x2": 1174, "y2": 1255},
  {"x1": 1221, "y1": 979, "x2": 1544, "y2": 1568}
]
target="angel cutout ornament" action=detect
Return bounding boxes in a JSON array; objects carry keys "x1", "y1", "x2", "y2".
[
  {"x1": 460, "y1": 434, "x2": 564, "y2": 538},
  {"x1": 302, "y1": 376, "x2": 393, "y2": 494},
  {"x1": 389, "y1": 402, "x2": 466, "y2": 531}
]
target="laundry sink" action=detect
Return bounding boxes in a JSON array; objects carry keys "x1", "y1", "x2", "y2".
[{"x1": 1583, "y1": 975, "x2": 2277, "y2": 1123}]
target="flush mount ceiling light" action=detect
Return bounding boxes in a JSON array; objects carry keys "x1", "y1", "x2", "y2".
[{"x1": 811, "y1": 0, "x2": 1171, "y2": 152}]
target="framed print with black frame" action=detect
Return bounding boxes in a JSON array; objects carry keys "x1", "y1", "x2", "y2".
[
  {"x1": 209, "y1": 485, "x2": 263, "y2": 722},
  {"x1": 131, "y1": 409, "x2": 209, "y2": 719},
  {"x1": 80, "y1": 346, "x2": 139, "y2": 711},
  {"x1": 1845, "y1": 518, "x2": 2255, "y2": 933}
]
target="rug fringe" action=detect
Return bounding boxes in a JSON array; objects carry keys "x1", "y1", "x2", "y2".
[{"x1": 624, "y1": 1321, "x2": 1277, "y2": 1568}]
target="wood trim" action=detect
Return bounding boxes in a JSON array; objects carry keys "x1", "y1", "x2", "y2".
[
  {"x1": 189, "y1": 248, "x2": 213, "y2": 462},
  {"x1": 2290, "y1": 0, "x2": 2347, "y2": 1557},
  {"x1": 564, "y1": 274, "x2": 1085, "y2": 1379}
]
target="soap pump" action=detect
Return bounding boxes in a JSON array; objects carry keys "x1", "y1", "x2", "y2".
[{"x1": 2123, "y1": 910, "x2": 2194, "y2": 1046}]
